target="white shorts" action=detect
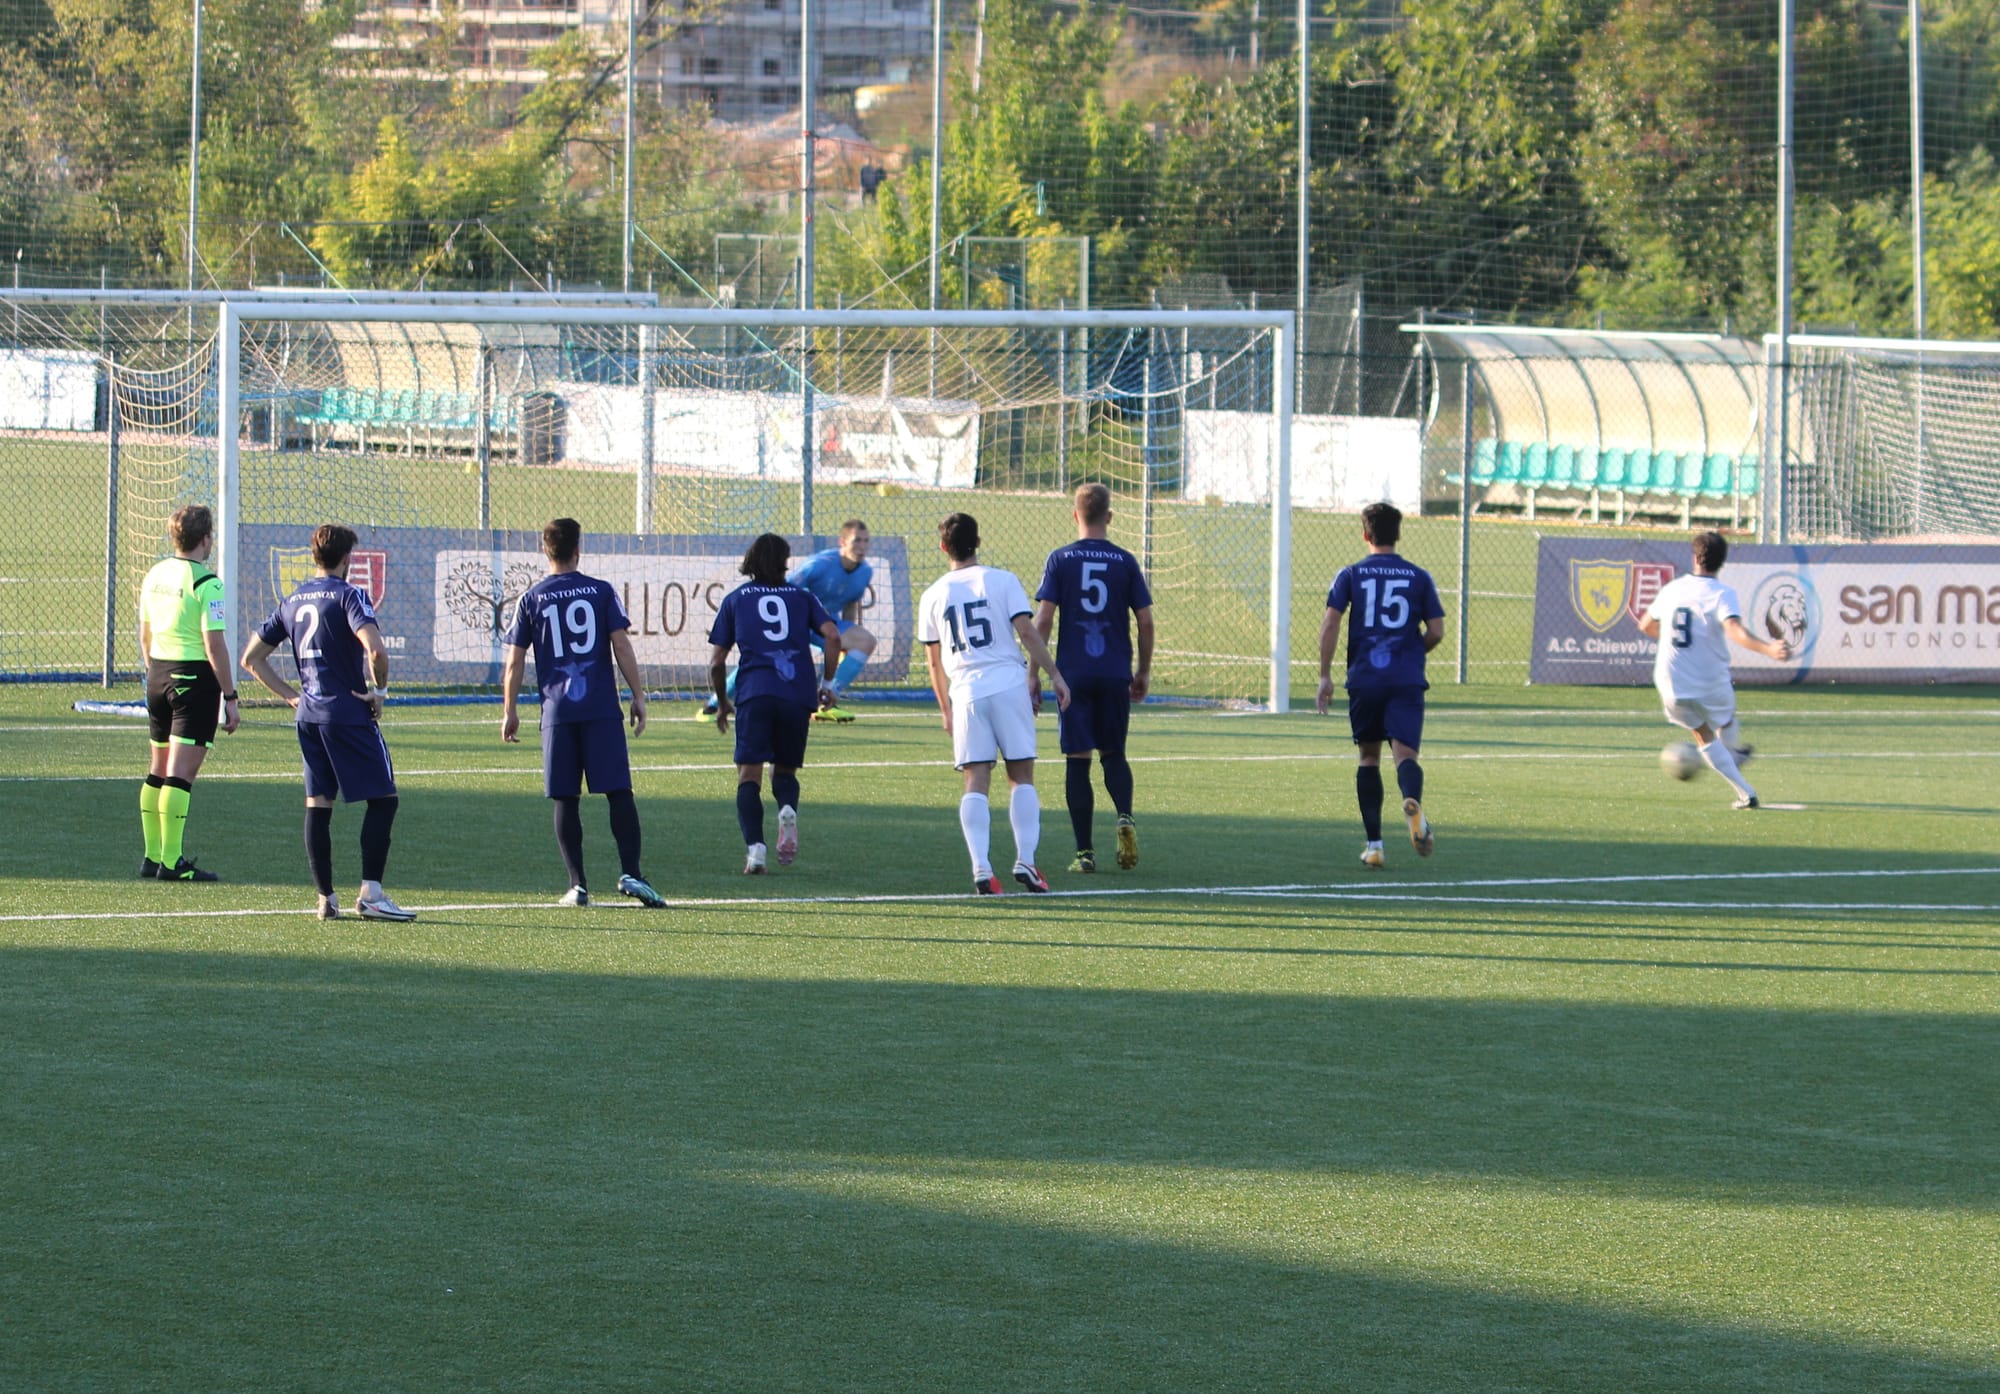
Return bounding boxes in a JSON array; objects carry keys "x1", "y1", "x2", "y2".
[
  {"x1": 1661, "y1": 691, "x2": 1736, "y2": 733},
  {"x1": 952, "y1": 687, "x2": 1038, "y2": 768}
]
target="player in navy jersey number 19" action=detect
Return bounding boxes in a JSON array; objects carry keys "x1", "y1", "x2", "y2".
[
  {"x1": 1317, "y1": 503, "x2": 1446, "y2": 867},
  {"x1": 1032, "y1": 482, "x2": 1153, "y2": 874},
  {"x1": 241, "y1": 524, "x2": 415, "y2": 921},
  {"x1": 500, "y1": 518, "x2": 667, "y2": 908},
  {"x1": 707, "y1": 534, "x2": 842, "y2": 874},
  {"x1": 919, "y1": 513, "x2": 1070, "y2": 896}
]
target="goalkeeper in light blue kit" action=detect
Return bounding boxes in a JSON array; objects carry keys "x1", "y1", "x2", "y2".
[{"x1": 705, "y1": 519, "x2": 877, "y2": 723}]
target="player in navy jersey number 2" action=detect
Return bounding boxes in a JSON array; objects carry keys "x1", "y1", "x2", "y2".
[
  {"x1": 240, "y1": 524, "x2": 415, "y2": 921},
  {"x1": 500, "y1": 519, "x2": 667, "y2": 909},
  {"x1": 1033, "y1": 483, "x2": 1154, "y2": 874},
  {"x1": 1317, "y1": 503, "x2": 1446, "y2": 868},
  {"x1": 707, "y1": 534, "x2": 842, "y2": 874}
]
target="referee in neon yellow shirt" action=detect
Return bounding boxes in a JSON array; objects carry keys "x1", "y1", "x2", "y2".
[{"x1": 137, "y1": 504, "x2": 239, "y2": 880}]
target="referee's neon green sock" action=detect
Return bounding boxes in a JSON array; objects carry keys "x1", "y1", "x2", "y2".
[
  {"x1": 140, "y1": 776, "x2": 166, "y2": 863},
  {"x1": 159, "y1": 779, "x2": 193, "y2": 867}
]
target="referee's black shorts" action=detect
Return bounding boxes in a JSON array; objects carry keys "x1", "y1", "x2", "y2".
[{"x1": 146, "y1": 657, "x2": 223, "y2": 748}]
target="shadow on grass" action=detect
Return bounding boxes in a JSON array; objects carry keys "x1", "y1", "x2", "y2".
[{"x1": 2, "y1": 945, "x2": 1997, "y2": 1390}]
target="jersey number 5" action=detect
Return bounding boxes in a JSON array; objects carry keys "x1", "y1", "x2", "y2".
[{"x1": 1079, "y1": 561, "x2": 1108, "y2": 613}]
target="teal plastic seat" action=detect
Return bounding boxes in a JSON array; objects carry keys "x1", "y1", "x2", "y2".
[
  {"x1": 1624, "y1": 450, "x2": 1655, "y2": 492},
  {"x1": 1471, "y1": 438, "x2": 1499, "y2": 485},
  {"x1": 1574, "y1": 448, "x2": 1601, "y2": 490},
  {"x1": 1548, "y1": 444, "x2": 1578, "y2": 488},
  {"x1": 1521, "y1": 443, "x2": 1551, "y2": 487},
  {"x1": 1673, "y1": 451, "x2": 1706, "y2": 496},
  {"x1": 1597, "y1": 448, "x2": 1629, "y2": 490},
  {"x1": 1701, "y1": 453, "x2": 1735, "y2": 496},
  {"x1": 1737, "y1": 456, "x2": 1760, "y2": 495},
  {"x1": 1496, "y1": 441, "x2": 1526, "y2": 482}
]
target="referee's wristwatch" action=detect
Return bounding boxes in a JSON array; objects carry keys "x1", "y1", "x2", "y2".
[{"x1": 223, "y1": 690, "x2": 238, "y2": 702}]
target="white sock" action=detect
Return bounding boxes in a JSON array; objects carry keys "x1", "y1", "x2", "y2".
[
  {"x1": 1718, "y1": 719, "x2": 1745, "y2": 752},
  {"x1": 1699, "y1": 738, "x2": 1754, "y2": 800},
  {"x1": 958, "y1": 793, "x2": 991, "y2": 877},
  {"x1": 1009, "y1": 783, "x2": 1041, "y2": 869}
]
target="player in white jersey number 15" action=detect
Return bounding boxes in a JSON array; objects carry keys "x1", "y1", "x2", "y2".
[
  {"x1": 1636, "y1": 530, "x2": 1794, "y2": 810},
  {"x1": 919, "y1": 513, "x2": 1071, "y2": 896}
]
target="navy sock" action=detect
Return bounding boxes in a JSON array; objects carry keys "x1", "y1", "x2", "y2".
[
  {"x1": 304, "y1": 806, "x2": 334, "y2": 896},
  {"x1": 771, "y1": 769, "x2": 801, "y2": 811},
  {"x1": 1100, "y1": 752, "x2": 1135, "y2": 819},
  {"x1": 606, "y1": 789, "x2": 643, "y2": 879},
  {"x1": 1396, "y1": 759, "x2": 1424, "y2": 805},
  {"x1": 360, "y1": 796, "x2": 397, "y2": 882},
  {"x1": 1356, "y1": 765, "x2": 1384, "y2": 841},
  {"x1": 553, "y1": 797, "x2": 586, "y2": 888},
  {"x1": 736, "y1": 781, "x2": 765, "y2": 846},
  {"x1": 1064, "y1": 758, "x2": 1094, "y2": 851}
]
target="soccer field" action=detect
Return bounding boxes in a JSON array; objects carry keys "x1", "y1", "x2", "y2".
[{"x1": 2, "y1": 682, "x2": 1998, "y2": 1391}]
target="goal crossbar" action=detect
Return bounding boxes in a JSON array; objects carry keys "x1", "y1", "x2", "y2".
[{"x1": 214, "y1": 302, "x2": 1298, "y2": 710}]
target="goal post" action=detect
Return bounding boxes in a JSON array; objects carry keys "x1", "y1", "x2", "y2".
[{"x1": 213, "y1": 303, "x2": 1298, "y2": 709}]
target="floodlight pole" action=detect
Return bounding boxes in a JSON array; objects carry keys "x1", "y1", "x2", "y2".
[
  {"x1": 799, "y1": 0, "x2": 817, "y2": 534},
  {"x1": 1295, "y1": 0, "x2": 1310, "y2": 404},
  {"x1": 928, "y1": 0, "x2": 945, "y2": 396},
  {"x1": 1772, "y1": 0, "x2": 1795, "y2": 544},
  {"x1": 623, "y1": 0, "x2": 638, "y2": 293},
  {"x1": 186, "y1": 0, "x2": 204, "y2": 292},
  {"x1": 1910, "y1": 0, "x2": 1928, "y2": 528}
]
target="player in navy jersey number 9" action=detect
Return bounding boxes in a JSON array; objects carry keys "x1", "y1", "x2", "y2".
[
  {"x1": 1317, "y1": 503, "x2": 1446, "y2": 868},
  {"x1": 500, "y1": 518, "x2": 667, "y2": 908},
  {"x1": 241, "y1": 523, "x2": 415, "y2": 921},
  {"x1": 707, "y1": 533, "x2": 842, "y2": 874}
]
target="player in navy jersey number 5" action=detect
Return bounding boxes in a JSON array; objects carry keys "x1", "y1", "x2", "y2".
[
  {"x1": 501, "y1": 518, "x2": 667, "y2": 909},
  {"x1": 1033, "y1": 482, "x2": 1154, "y2": 874},
  {"x1": 1317, "y1": 503, "x2": 1446, "y2": 868},
  {"x1": 241, "y1": 524, "x2": 414, "y2": 921},
  {"x1": 707, "y1": 533, "x2": 842, "y2": 874}
]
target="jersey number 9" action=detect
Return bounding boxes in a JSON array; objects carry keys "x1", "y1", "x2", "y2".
[{"x1": 757, "y1": 593, "x2": 791, "y2": 642}]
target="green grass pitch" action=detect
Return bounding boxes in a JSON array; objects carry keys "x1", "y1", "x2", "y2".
[{"x1": 2, "y1": 680, "x2": 1997, "y2": 1390}]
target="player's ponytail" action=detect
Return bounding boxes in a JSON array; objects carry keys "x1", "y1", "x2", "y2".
[
  {"x1": 740, "y1": 533, "x2": 790, "y2": 587},
  {"x1": 940, "y1": 513, "x2": 979, "y2": 561}
]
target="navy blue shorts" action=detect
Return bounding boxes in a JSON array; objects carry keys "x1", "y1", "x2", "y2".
[
  {"x1": 1057, "y1": 675, "x2": 1132, "y2": 756},
  {"x1": 541, "y1": 715, "x2": 632, "y2": 798},
  {"x1": 1347, "y1": 684, "x2": 1426, "y2": 749},
  {"x1": 733, "y1": 695, "x2": 811, "y2": 769},
  {"x1": 298, "y1": 721, "x2": 397, "y2": 803}
]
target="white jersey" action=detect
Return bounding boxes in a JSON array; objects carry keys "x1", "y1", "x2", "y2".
[
  {"x1": 1645, "y1": 573, "x2": 1742, "y2": 703},
  {"x1": 918, "y1": 563, "x2": 1035, "y2": 700}
]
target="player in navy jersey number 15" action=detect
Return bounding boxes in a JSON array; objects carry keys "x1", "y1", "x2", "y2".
[
  {"x1": 500, "y1": 518, "x2": 667, "y2": 909},
  {"x1": 240, "y1": 524, "x2": 415, "y2": 921},
  {"x1": 1032, "y1": 482, "x2": 1153, "y2": 874},
  {"x1": 1317, "y1": 503, "x2": 1446, "y2": 868},
  {"x1": 707, "y1": 533, "x2": 842, "y2": 874}
]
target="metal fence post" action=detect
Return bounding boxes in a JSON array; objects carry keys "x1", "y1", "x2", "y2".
[
  {"x1": 636, "y1": 323, "x2": 655, "y2": 534},
  {"x1": 102, "y1": 354, "x2": 121, "y2": 687},
  {"x1": 475, "y1": 345, "x2": 492, "y2": 531},
  {"x1": 1457, "y1": 359, "x2": 1472, "y2": 685}
]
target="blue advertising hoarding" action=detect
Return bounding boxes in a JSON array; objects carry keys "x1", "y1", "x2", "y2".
[
  {"x1": 1529, "y1": 537, "x2": 2000, "y2": 685},
  {"x1": 236, "y1": 525, "x2": 911, "y2": 687}
]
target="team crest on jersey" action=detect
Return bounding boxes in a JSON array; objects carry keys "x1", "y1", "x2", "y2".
[
  {"x1": 270, "y1": 546, "x2": 387, "y2": 607},
  {"x1": 1569, "y1": 560, "x2": 1631, "y2": 633}
]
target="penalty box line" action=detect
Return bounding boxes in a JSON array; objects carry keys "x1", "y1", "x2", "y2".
[{"x1": 4, "y1": 865, "x2": 1998, "y2": 925}]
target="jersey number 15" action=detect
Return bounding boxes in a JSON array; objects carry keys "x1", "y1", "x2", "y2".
[{"x1": 940, "y1": 599, "x2": 993, "y2": 654}]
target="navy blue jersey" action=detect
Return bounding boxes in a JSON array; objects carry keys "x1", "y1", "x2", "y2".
[
  {"x1": 1326, "y1": 552, "x2": 1445, "y2": 690},
  {"x1": 709, "y1": 582, "x2": 835, "y2": 708},
  {"x1": 1035, "y1": 539, "x2": 1154, "y2": 682},
  {"x1": 257, "y1": 575, "x2": 378, "y2": 726},
  {"x1": 505, "y1": 572, "x2": 630, "y2": 724}
]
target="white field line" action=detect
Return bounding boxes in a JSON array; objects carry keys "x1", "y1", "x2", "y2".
[
  {"x1": 10, "y1": 748, "x2": 2000, "y2": 784},
  {"x1": 3, "y1": 865, "x2": 1996, "y2": 925}
]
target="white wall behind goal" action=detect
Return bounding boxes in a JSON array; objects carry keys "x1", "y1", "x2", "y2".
[
  {"x1": 560, "y1": 383, "x2": 981, "y2": 488},
  {"x1": 0, "y1": 349, "x2": 96, "y2": 431},
  {"x1": 1184, "y1": 411, "x2": 1421, "y2": 513}
]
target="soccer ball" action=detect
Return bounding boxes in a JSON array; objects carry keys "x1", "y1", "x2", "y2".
[{"x1": 1659, "y1": 740, "x2": 1702, "y2": 781}]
